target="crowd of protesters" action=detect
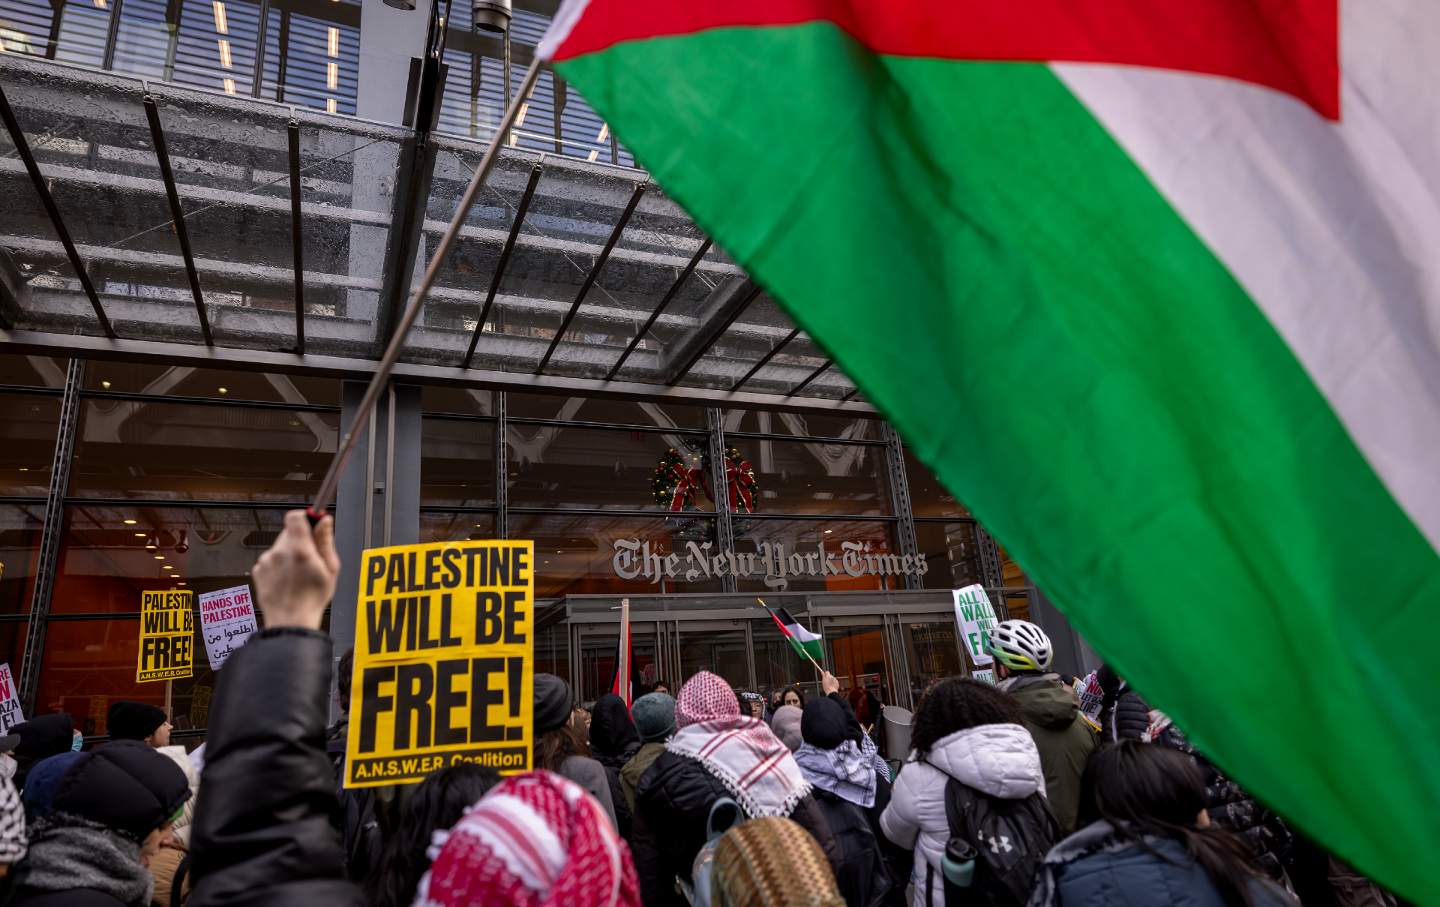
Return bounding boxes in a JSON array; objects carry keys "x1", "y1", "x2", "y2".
[{"x1": 0, "y1": 510, "x2": 1406, "y2": 906}]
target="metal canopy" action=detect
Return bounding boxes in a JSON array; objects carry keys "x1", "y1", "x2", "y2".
[{"x1": 0, "y1": 54, "x2": 867, "y2": 411}]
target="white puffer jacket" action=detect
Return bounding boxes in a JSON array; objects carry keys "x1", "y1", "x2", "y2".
[{"x1": 880, "y1": 723, "x2": 1045, "y2": 907}]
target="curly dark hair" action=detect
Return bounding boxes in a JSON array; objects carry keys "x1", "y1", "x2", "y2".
[
  {"x1": 535, "y1": 720, "x2": 592, "y2": 772},
  {"x1": 910, "y1": 678, "x2": 1023, "y2": 757}
]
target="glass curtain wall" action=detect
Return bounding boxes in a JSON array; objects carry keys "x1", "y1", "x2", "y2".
[
  {"x1": 3, "y1": 355, "x2": 1050, "y2": 735},
  {"x1": 39, "y1": 362, "x2": 338, "y2": 737},
  {"x1": 0, "y1": 0, "x2": 362, "y2": 116}
]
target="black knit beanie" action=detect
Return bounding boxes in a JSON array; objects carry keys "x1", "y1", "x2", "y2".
[
  {"x1": 107, "y1": 701, "x2": 167, "y2": 741},
  {"x1": 533, "y1": 674, "x2": 574, "y2": 734}
]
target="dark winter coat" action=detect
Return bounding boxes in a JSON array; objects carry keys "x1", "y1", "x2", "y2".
[
  {"x1": 11, "y1": 741, "x2": 191, "y2": 907},
  {"x1": 590, "y1": 694, "x2": 642, "y2": 840},
  {"x1": 1099, "y1": 685, "x2": 1151, "y2": 743},
  {"x1": 810, "y1": 786, "x2": 895, "y2": 907},
  {"x1": 189, "y1": 628, "x2": 363, "y2": 906},
  {"x1": 1040, "y1": 829, "x2": 1295, "y2": 907},
  {"x1": 1152, "y1": 725, "x2": 1294, "y2": 884},
  {"x1": 11, "y1": 714, "x2": 75, "y2": 790},
  {"x1": 1004, "y1": 673, "x2": 1097, "y2": 836},
  {"x1": 631, "y1": 750, "x2": 839, "y2": 907}
]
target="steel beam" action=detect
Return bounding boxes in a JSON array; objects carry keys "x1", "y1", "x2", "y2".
[
  {"x1": 604, "y1": 238, "x2": 711, "y2": 382},
  {"x1": 732, "y1": 327, "x2": 800, "y2": 392},
  {"x1": 840, "y1": 386, "x2": 861, "y2": 403},
  {"x1": 534, "y1": 181, "x2": 646, "y2": 375},
  {"x1": 144, "y1": 93, "x2": 214, "y2": 346},
  {"x1": 882, "y1": 423, "x2": 923, "y2": 591},
  {"x1": 0, "y1": 249, "x2": 25, "y2": 330},
  {"x1": 663, "y1": 279, "x2": 762, "y2": 385},
  {"x1": 706, "y1": 407, "x2": 737, "y2": 592},
  {"x1": 373, "y1": 54, "x2": 447, "y2": 352},
  {"x1": 0, "y1": 327, "x2": 879, "y2": 416},
  {"x1": 463, "y1": 163, "x2": 542, "y2": 369},
  {"x1": 287, "y1": 118, "x2": 306, "y2": 354},
  {"x1": 0, "y1": 84, "x2": 116, "y2": 338},
  {"x1": 495, "y1": 390, "x2": 508, "y2": 539},
  {"x1": 789, "y1": 358, "x2": 832, "y2": 397},
  {"x1": 18, "y1": 358, "x2": 84, "y2": 714}
]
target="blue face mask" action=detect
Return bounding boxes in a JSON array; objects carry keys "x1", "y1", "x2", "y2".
[{"x1": 71, "y1": 732, "x2": 83, "y2": 752}]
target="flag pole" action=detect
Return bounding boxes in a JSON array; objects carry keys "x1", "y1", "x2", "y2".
[
  {"x1": 757, "y1": 597, "x2": 826, "y2": 679},
  {"x1": 307, "y1": 59, "x2": 544, "y2": 523}
]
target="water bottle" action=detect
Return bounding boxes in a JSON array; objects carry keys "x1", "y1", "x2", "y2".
[{"x1": 941, "y1": 837, "x2": 977, "y2": 888}]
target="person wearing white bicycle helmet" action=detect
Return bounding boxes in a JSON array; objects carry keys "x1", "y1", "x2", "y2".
[{"x1": 989, "y1": 619, "x2": 1097, "y2": 836}]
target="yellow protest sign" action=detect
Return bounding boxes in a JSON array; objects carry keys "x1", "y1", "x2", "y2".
[
  {"x1": 137, "y1": 590, "x2": 195, "y2": 682},
  {"x1": 344, "y1": 540, "x2": 534, "y2": 788}
]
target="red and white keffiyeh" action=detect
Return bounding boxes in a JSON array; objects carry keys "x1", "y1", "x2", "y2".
[
  {"x1": 667, "y1": 671, "x2": 811, "y2": 819},
  {"x1": 412, "y1": 770, "x2": 641, "y2": 907}
]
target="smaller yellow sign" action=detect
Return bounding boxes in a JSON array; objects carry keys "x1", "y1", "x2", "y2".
[
  {"x1": 344, "y1": 540, "x2": 534, "y2": 789},
  {"x1": 137, "y1": 590, "x2": 195, "y2": 682}
]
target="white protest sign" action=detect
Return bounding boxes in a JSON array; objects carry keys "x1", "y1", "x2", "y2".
[
  {"x1": 0, "y1": 663, "x2": 23, "y2": 732},
  {"x1": 954, "y1": 584, "x2": 999, "y2": 667},
  {"x1": 199, "y1": 584, "x2": 258, "y2": 670}
]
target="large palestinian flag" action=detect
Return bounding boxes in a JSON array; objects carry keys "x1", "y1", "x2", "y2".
[{"x1": 540, "y1": 3, "x2": 1440, "y2": 899}]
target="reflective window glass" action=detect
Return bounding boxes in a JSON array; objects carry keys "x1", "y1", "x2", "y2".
[
  {"x1": 0, "y1": 393, "x2": 60, "y2": 496},
  {"x1": 0, "y1": 621, "x2": 29, "y2": 690},
  {"x1": 506, "y1": 512, "x2": 721, "y2": 599},
  {"x1": 677, "y1": 622, "x2": 748, "y2": 691},
  {"x1": 82, "y1": 363, "x2": 339, "y2": 406},
  {"x1": 421, "y1": 418, "x2": 495, "y2": 506},
  {"x1": 507, "y1": 393, "x2": 704, "y2": 429},
  {"x1": 740, "y1": 438, "x2": 889, "y2": 516},
  {"x1": 421, "y1": 386, "x2": 494, "y2": 417},
  {"x1": 752, "y1": 617, "x2": 818, "y2": 699},
  {"x1": 70, "y1": 399, "x2": 338, "y2": 502},
  {"x1": 730, "y1": 519, "x2": 901, "y2": 593},
  {"x1": 34, "y1": 617, "x2": 215, "y2": 734},
  {"x1": 571, "y1": 623, "x2": 657, "y2": 704},
  {"x1": 916, "y1": 522, "x2": 984, "y2": 590},
  {"x1": 902, "y1": 620, "x2": 964, "y2": 692},
  {"x1": 998, "y1": 544, "x2": 1030, "y2": 588},
  {"x1": 507, "y1": 424, "x2": 712, "y2": 512},
  {"x1": 420, "y1": 512, "x2": 496, "y2": 543},
  {"x1": 825, "y1": 622, "x2": 895, "y2": 708},
  {"x1": 725, "y1": 410, "x2": 883, "y2": 442},
  {"x1": 50, "y1": 505, "x2": 283, "y2": 613},
  {"x1": 0, "y1": 503, "x2": 44, "y2": 614},
  {"x1": 904, "y1": 447, "x2": 969, "y2": 518},
  {"x1": 0, "y1": 356, "x2": 67, "y2": 388}
]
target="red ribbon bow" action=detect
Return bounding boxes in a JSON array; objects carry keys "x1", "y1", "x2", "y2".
[
  {"x1": 726, "y1": 456, "x2": 757, "y2": 513},
  {"x1": 664, "y1": 460, "x2": 701, "y2": 512}
]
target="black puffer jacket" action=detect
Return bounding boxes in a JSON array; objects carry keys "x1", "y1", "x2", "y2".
[
  {"x1": 632, "y1": 751, "x2": 838, "y2": 907},
  {"x1": 1099, "y1": 686, "x2": 1151, "y2": 743},
  {"x1": 810, "y1": 787, "x2": 895, "y2": 907},
  {"x1": 189, "y1": 628, "x2": 363, "y2": 906},
  {"x1": 1152, "y1": 725, "x2": 1294, "y2": 884},
  {"x1": 589, "y1": 694, "x2": 641, "y2": 840}
]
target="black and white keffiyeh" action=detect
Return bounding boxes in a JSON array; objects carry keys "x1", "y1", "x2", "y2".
[{"x1": 0, "y1": 772, "x2": 25, "y2": 864}]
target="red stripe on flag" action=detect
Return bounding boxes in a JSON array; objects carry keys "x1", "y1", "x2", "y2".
[{"x1": 550, "y1": 0, "x2": 1339, "y2": 119}]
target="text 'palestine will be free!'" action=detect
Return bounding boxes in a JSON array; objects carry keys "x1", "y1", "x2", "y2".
[{"x1": 344, "y1": 540, "x2": 534, "y2": 789}]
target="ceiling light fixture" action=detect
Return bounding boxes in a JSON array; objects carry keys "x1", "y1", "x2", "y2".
[
  {"x1": 101, "y1": 379, "x2": 112, "y2": 389},
  {"x1": 123, "y1": 518, "x2": 137, "y2": 525},
  {"x1": 153, "y1": 554, "x2": 165, "y2": 561},
  {"x1": 217, "y1": 387, "x2": 228, "y2": 395},
  {"x1": 472, "y1": 0, "x2": 510, "y2": 33}
]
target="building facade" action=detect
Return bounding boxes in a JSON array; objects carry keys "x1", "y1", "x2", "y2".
[{"x1": 0, "y1": 0, "x2": 1093, "y2": 741}]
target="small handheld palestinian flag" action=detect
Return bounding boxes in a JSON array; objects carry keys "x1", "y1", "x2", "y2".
[{"x1": 760, "y1": 599, "x2": 823, "y2": 669}]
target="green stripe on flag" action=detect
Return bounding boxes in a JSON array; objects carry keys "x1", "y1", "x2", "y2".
[{"x1": 559, "y1": 23, "x2": 1440, "y2": 901}]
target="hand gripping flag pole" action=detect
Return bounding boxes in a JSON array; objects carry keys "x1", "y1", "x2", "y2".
[{"x1": 307, "y1": 59, "x2": 543, "y2": 525}]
